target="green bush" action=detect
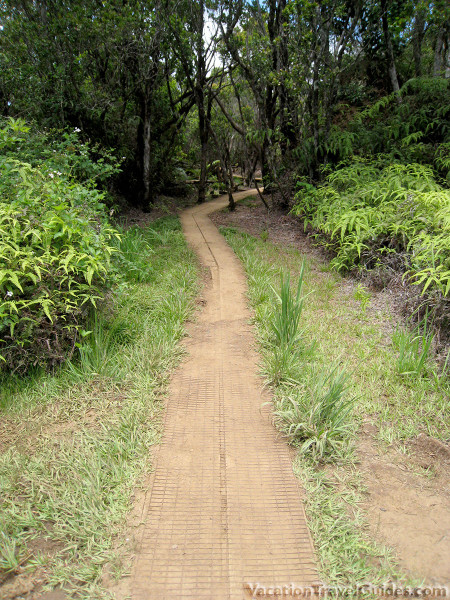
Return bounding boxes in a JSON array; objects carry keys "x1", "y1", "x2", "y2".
[
  {"x1": 0, "y1": 119, "x2": 119, "y2": 371},
  {"x1": 292, "y1": 159, "x2": 450, "y2": 297},
  {"x1": 0, "y1": 117, "x2": 122, "y2": 188},
  {"x1": 351, "y1": 78, "x2": 450, "y2": 179}
]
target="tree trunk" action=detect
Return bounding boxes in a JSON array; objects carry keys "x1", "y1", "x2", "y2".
[
  {"x1": 142, "y1": 101, "x2": 153, "y2": 207},
  {"x1": 447, "y1": 45, "x2": 450, "y2": 79},
  {"x1": 198, "y1": 139, "x2": 208, "y2": 203},
  {"x1": 275, "y1": 0, "x2": 297, "y2": 154},
  {"x1": 197, "y1": 85, "x2": 213, "y2": 204},
  {"x1": 245, "y1": 154, "x2": 258, "y2": 187},
  {"x1": 434, "y1": 25, "x2": 446, "y2": 77},
  {"x1": 136, "y1": 95, "x2": 153, "y2": 209},
  {"x1": 227, "y1": 189, "x2": 235, "y2": 211},
  {"x1": 260, "y1": 139, "x2": 270, "y2": 183},
  {"x1": 381, "y1": 0, "x2": 400, "y2": 93},
  {"x1": 308, "y1": 3, "x2": 324, "y2": 180},
  {"x1": 227, "y1": 155, "x2": 235, "y2": 210},
  {"x1": 412, "y1": 8, "x2": 426, "y2": 77},
  {"x1": 194, "y1": 0, "x2": 209, "y2": 204}
]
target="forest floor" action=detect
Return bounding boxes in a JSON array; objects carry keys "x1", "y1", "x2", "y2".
[
  {"x1": 211, "y1": 196, "x2": 450, "y2": 588},
  {"x1": 1, "y1": 191, "x2": 449, "y2": 600}
]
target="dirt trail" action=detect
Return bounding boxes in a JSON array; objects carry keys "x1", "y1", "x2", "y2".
[{"x1": 131, "y1": 191, "x2": 318, "y2": 599}]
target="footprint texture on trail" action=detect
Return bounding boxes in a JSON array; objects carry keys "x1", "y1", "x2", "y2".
[{"x1": 132, "y1": 191, "x2": 318, "y2": 599}]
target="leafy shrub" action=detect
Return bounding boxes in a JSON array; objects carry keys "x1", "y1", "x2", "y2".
[
  {"x1": 301, "y1": 78, "x2": 450, "y2": 181},
  {"x1": 0, "y1": 117, "x2": 122, "y2": 188},
  {"x1": 292, "y1": 159, "x2": 450, "y2": 297},
  {"x1": 0, "y1": 119, "x2": 119, "y2": 371},
  {"x1": 351, "y1": 78, "x2": 450, "y2": 178}
]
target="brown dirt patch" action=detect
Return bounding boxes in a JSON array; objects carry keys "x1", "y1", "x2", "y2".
[
  {"x1": 0, "y1": 563, "x2": 69, "y2": 600},
  {"x1": 210, "y1": 199, "x2": 326, "y2": 260},
  {"x1": 408, "y1": 434, "x2": 450, "y2": 472},
  {"x1": 358, "y1": 426, "x2": 450, "y2": 584},
  {"x1": 0, "y1": 575, "x2": 37, "y2": 600}
]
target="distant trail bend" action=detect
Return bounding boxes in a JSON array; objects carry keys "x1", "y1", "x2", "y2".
[{"x1": 132, "y1": 190, "x2": 318, "y2": 599}]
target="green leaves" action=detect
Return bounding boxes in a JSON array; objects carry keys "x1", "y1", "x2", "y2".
[
  {"x1": 292, "y1": 158, "x2": 450, "y2": 297},
  {"x1": 274, "y1": 364, "x2": 356, "y2": 462},
  {"x1": 270, "y1": 266, "x2": 306, "y2": 349},
  {"x1": 0, "y1": 121, "x2": 118, "y2": 371}
]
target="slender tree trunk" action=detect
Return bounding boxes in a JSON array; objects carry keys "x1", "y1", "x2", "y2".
[
  {"x1": 197, "y1": 143, "x2": 208, "y2": 204},
  {"x1": 137, "y1": 95, "x2": 153, "y2": 209},
  {"x1": 227, "y1": 187, "x2": 235, "y2": 210},
  {"x1": 254, "y1": 177, "x2": 269, "y2": 209},
  {"x1": 142, "y1": 105, "x2": 152, "y2": 207},
  {"x1": 198, "y1": 138, "x2": 208, "y2": 204},
  {"x1": 194, "y1": 0, "x2": 211, "y2": 204},
  {"x1": 412, "y1": 8, "x2": 426, "y2": 77},
  {"x1": 275, "y1": 0, "x2": 297, "y2": 153},
  {"x1": 434, "y1": 25, "x2": 446, "y2": 77},
  {"x1": 381, "y1": 0, "x2": 400, "y2": 93},
  {"x1": 197, "y1": 85, "x2": 213, "y2": 204},
  {"x1": 260, "y1": 139, "x2": 270, "y2": 183},
  {"x1": 226, "y1": 151, "x2": 235, "y2": 210},
  {"x1": 246, "y1": 154, "x2": 258, "y2": 187},
  {"x1": 308, "y1": 3, "x2": 324, "y2": 180}
]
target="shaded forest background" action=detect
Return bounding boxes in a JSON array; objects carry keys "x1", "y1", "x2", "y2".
[{"x1": 1, "y1": 0, "x2": 448, "y2": 205}]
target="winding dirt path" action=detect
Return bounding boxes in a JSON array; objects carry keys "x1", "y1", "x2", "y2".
[{"x1": 131, "y1": 191, "x2": 318, "y2": 599}]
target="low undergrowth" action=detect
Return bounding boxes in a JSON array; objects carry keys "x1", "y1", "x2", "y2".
[
  {"x1": 292, "y1": 160, "x2": 450, "y2": 341},
  {"x1": 0, "y1": 216, "x2": 199, "y2": 598},
  {"x1": 221, "y1": 225, "x2": 449, "y2": 590}
]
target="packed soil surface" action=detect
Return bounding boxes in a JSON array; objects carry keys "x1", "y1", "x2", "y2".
[
  {"x1": 359, "y1": 426, "x2": 450, "y2": 584},
  {"x1": 211, "y1": 196, "x2": 450, "y2": 586},
  {"x1": 119, "y1": 191, "x2": 318, "y2": 599}
]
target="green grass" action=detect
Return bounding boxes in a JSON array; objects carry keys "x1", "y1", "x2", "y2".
[
  {"x1": 221, "y1": 228, "x2": 449, "y2": 445},
  {"x1": 293, "y1": 458, "x2": 397, "y2": 587},
  {"x1": 220, "y1": 226, "x2": 449, "y2": 591},
  {"x1": 274, "y1": 364, "x2": 356, "y2": 461},
  {"x1": 0, "y1": 216, "x2": 199, "y2": 598},
  {"x1": 392, "y1": 313, "x2": 434, "y2": 378}
]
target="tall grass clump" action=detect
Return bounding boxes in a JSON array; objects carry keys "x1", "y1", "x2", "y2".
[
  {"x1": 266, "y1": 268, "x2": 308, "y2": 384},
  {"x1": 111, "y1": 225, "x2": 154, "y2": 283},
  {"x1": 274, "y1": 365, "x2": 356, "y2": 461},
  {"x1": 271, "y1": 267, "x2": 305, "y2": 347},
  {"x1": 392, "y1": 313, "x2": 434, "y2": 378}
]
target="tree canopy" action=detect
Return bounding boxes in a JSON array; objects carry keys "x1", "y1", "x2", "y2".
[{"x1": 0, "y1": 0, "x2": 448, "y2": 208}]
